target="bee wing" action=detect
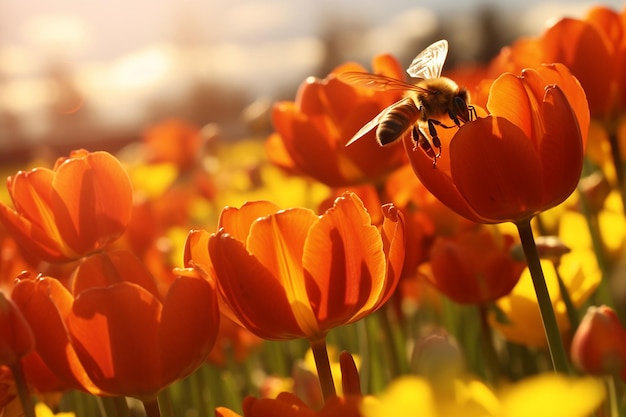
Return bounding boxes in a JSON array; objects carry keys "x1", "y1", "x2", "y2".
[
  {"x1": 338, "y1": 72, "x2": 428, "y2": 92},
  {"x1": 406, "y1": 39, "x2": 448, "y2": 80},
  {"x1": 345, "y1": 97, "x2": 412, "y2": 147}
]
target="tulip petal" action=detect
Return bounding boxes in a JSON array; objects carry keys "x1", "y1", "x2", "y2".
[
  {"x1": 11, "y1": 277, "x2": 105, "y2": 394},
  {"x1": 68, "y1": 282, "x2": 162, "y2": 397},
  {"x1": 52, "y1": 151, "x2": 132, "y2": 256},
  {"x1": 487, "y1": 73, "x2": 535, "y2": 142},
  {"x1": 247, "y1": 208, "x2": 320, "y2": 336},
  {"x1": 72, "y1": 250, "x2": 161, "y2": 298},
  {"x1": 402, "y1": 135, "x2": 488, "y2": 223},
  {"x1": 539, "y1": 85, "x2": 585, "y2": 210},
  {"x1": 450, "y1": 116, "x2": 544, "y2": 222},
  {"x1": 218, "y1": 201, "x2": 282, "y2": 242},
  {"x1": 379, "y1": 204, "x2": 405, "y2": 305},
  {"x1": 302, "y1": 193, "x2": 386, "y2": 328},
  {"x1": 160, "y1": 276, "x2": 219, "y2": 384},
  {"x1": 209, "y1": 231, "x2": 305, "y2": 339}
]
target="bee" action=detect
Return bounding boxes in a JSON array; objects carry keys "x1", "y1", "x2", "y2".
[{"x1": 340, "y1": 40, "x2": 475, "y2": 166}]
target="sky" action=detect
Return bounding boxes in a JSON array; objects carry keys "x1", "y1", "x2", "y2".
[{"x1": 0, "y1": 0, "x2": 624, "y2": 144}]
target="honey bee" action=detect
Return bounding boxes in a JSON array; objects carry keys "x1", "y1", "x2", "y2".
[{"x1": 340, "y1": 40, "x2": 475, "y2": 166}]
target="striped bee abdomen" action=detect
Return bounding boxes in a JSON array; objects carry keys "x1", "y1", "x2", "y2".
[{"x1": 376, "y1": 100, "x2": 421, "y2": 146}]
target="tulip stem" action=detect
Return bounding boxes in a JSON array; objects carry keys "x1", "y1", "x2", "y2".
[
  {"x1": 515, "y1": 219, "x2": 571, "y2": 375},
  {"x1": 142, "y1": 397, "x2": 162, "y2": 417},
  {"x1": 310, "y1": 337, "x2": 336, "y2": 401},
  {"x1": 9, "y1": 362, "x2": 35, "y2": 417}
]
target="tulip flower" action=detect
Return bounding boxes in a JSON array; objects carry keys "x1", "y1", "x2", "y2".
[
  {"x1": 570, "y1": 305, "x2": 626, "y2": 380},
  {"x1": 190, "y1": 191, "x2": 404, "y2": 399},
  {"x1": 11, "y1": 250, "x2": 220, "y2": 401},
  {"x1": 0, "y1": 293, "x2": 34, "y2": 368},
  {"x1": 421, "y1": 225, "x2": 524, "y2": 304},
  {"x1": 0, "y1": 150, "x2": 133, "y2": 263},
  {"x1": 404, "y1": 63, "x2": 588, "y2": 225},
  {"x1": 268, "y1": 55, "x2": 408, "y2": 187},
  {"x1": 488, "y1": 5, "x2": 626, "y2": 118},
  {"x1": 205, "y1": 192, "x2": 404, "y2": 341}
]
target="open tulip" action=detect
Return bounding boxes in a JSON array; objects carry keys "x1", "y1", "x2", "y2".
[
  {"x1": 268, "y1": 55, "x2": 407, "y2": 187},
  {"x1": 0, "y1": 150, "x2": 133, "y2": 263},
  {"x1": 11, "y1": 250, "x2": 219, "y2": 400},
  {"x1": 196, "y1": 191, "x2": 405, "y2": 342},
  {"x1": 404, "y1": 64, "x2": 588, "y2": 225}
]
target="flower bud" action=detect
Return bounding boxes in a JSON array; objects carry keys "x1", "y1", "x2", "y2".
[{"x1": 571, "y1": 305, "x2": 626, "y2": 379}]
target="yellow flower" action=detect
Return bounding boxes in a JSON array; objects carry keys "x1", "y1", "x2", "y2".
[
  {"x1": 498, "y1": 374, "x2": 604, "y2": 417},
  {"x1": 35, "y1": 403, "x2": 75, "y2": 417},
  {"x1": 490, "y1": 248, "x2": 601, "y2": 347},
  {"x1": 361, "y1": 374, "x2": 604, "y2": 417}
]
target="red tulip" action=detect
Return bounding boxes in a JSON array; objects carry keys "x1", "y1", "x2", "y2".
[{"x1": 404, "y1": 64, "x2": 588, "y2": 224}]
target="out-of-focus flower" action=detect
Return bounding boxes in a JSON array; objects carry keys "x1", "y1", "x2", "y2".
[
  {"x1": 0, "y1": 150, "x2": 133, "y2": 263},
  {"x1": 268, "y1": 55, "x2": 407, "y2": 187},
  {"x1": 12, "y1": 250, "x2": 220, "y2": 400},
  {"x1": 497, "y1": 373, "x2": 605, "y2": 417},
  {"x1": 34, "y1": 402, "x2": 75, "y2": 417},
  {"x1": 216, "y1": 392, "x2": 363, "y2": 417},
  {"x1": 361, "y1": 373, "x2": 604, "y2": 417},
  {"x1": 140, "y1": 118, "x2": 205, "y2": 172},
  {"x1": 0, "y1": 293, "x2": 34, "y2": 367},
  {"x1": 403, "y1": 64, "x2": 588, "y2": 224},
  {"x1": 570, "y1": 305, "x2": 626, "y2": 379},
  {"x1": 489, "y1": 249, "x2": 601, "y2": 347},
  {"x1": 488, "y1": 5, "x2": 626, "y2": 118},
  {"x1": 420, "y1": 225, "x2": 524, "y2": 304},
  {"x1": 189, "y1": 191, "x2": 404, "y2": 342}
]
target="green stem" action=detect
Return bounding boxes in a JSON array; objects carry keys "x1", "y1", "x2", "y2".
[
  {"x1": 478, "y1": 304, "x2": 500, "y2": 384},
  {"x1": 515, "y1": 219, "x2": 571, "y2": 374},
  {"x1": 9, "y1": 363, "x2": 35, "y2": 417},
  {"x1": 309, "y1": 336, "x2": 336, "y2": 400}
]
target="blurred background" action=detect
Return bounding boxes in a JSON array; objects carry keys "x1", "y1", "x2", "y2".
[{"x1": 0, "y1": 0, "x2": 623, "y2": 163}]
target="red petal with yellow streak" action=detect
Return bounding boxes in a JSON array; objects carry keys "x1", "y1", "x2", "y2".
[
  {"x1": 378, "y1": 203, "x2": 405, "y2": 305},
  {"x1": 11, "y1": 277, "x2": 106, "y2": 395},
  {"x1": 247, "y1": 208, "x2": 319, "y2": 336},
  {"x1": 450, "y1": 116, "x2": 544, "y2": 223},
  {"x1": 68, "y1": 282, "x2": 162, "y2": 398},
  {"x1": 302, "y1": 193, "x2": 386, "y2": 329},
  {"x1": 209, "y1": 231, "x2": 305, "y2": 340},
  {"x1": 52, "y1": 151, "x2": 132, "y2": 256},
  {"x1": 160, "y1": 275, "x2": 219, "y2": 384}
]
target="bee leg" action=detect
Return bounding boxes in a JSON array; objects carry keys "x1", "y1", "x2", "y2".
[
  {"x1": 426, "y1": 119, "x2": 442, "y2": 158},
  {"x1": 413, "y1": 126, "x2": 438, "y2": 167}
]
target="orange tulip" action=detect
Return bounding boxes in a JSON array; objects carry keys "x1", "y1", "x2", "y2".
[
  {"x1": 12, "y1": 250, "x2": 219, "y2": 400},
  {"x1": 141, "y1": 118, "x2": 204, "y2": 171},
  {"x1": 488, "y1": 5, "x2": 626, "y2": 118},
  {"x1": 192, "y1": 191, "x2": 405, "y2": 342},
  {"x1": 403, "y1": 64, "x2": 588, "y2": 224},
  {"x1": 267, "y1": 55, "x2": 407, "y2": 187},
  {"x1": 570, "y1": 305, "x2": 626, "y2": 380},
  {"x1": 0, "y1": 293, "x2": 34, "y2": 367},
  {"x1": 420, "y1": 226, "x2": 524, "y2": 304},
  {"x1": 0, "y1": 150, "x2": 133, "y2": 263}
]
